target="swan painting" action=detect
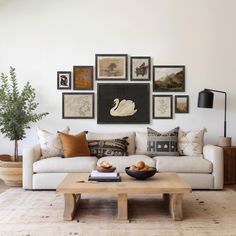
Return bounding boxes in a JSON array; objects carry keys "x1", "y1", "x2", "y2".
[{"x1": 110, "y1": 98, "x2": 137, "y2": 117}]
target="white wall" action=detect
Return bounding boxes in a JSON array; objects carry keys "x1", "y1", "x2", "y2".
[{"x1": 0, "y1": 0, "x2": 236, "y2": 155}]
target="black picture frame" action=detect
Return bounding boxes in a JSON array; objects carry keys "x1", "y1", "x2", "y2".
[
  {"x1": 57, "y1": 71, "x2": 71, "y2": 90},
  {"x1": 130, "y1": 56, "x2": 151, "y2": 81},
  {"x1": 62, "y1": 92, "x2": 94, "y2": 119},
  {"x1": 73, "y1": 66, "x2": 93, "y2": 90},
  {"x1": 97, "y1": 83, "x2": 150, "y2": 124},
  {"x1": 175, "y1": 95, "x2": 189, "y2": 113},
  {"x1": 153, "y1": 95, "x2": 173, "y2": 119},
  {"x1": 95, "y1": 54, "x2": 128, "y2": 80},
  {"x1": 153, "y1": 65, "x2": 185, "y2": 92}
]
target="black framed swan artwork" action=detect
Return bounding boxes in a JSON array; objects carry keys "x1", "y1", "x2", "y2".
[{"x1": 97, "y1": 83, "x2": 150, "y2": 124}]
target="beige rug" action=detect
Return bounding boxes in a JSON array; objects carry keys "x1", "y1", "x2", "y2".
[{"x1": 0, "y1": 188, "x2": 236, "y2": 236}]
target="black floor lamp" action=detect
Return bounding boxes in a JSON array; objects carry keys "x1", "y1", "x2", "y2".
[{"x1": 198, "y1": 88, "x2": 231, "y2": 147}]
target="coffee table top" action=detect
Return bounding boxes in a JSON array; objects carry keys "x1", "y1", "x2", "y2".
[{"x1": 57, "y1": 173, "x2": 191, "y2": 194}]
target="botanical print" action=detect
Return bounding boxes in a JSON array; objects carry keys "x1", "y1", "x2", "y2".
[
  {"x1": 73, "y1": 66, "x2": 93, "y2": 90},
  {"x1": 57, "y1": 71, "x2": 71, "y2": 89},
  {"x1": 153, "y1": 95, "x2": 172, "y2": 119},
  {"x1": 96, "y1": 54, "x2": 127, "y2": 80},
  {"x1": 110, "y1": 99, "x2": 137, "y2": 117},
  {"x1": 63, "y1": 93, "x2": 94, "y2": 118},
  {"x1": 175, "y1": 95, "x2": 189, "y2": 113},
  {"x1": 131, "y1": 57, "x2": 150, "y2": 80},
  {"x1": 153, "y1": 66, "x2": 185, "y2": 92}
]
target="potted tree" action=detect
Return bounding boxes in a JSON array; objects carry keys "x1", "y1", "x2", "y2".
[{"x1": 0, "y1": 67, "x2": 48, "y2": 186}]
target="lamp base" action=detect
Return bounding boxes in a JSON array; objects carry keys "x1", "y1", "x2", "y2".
[{"x1": 218, "y1": 136, "x2": 232, "y2": 147}]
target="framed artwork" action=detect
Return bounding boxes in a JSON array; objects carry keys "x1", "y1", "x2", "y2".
[
  {"x1": 153, "y1": 65, "x2": 185, "y2": 92},
  {"x1": 62, "y1": 93, "x2": 94, "y2": 119},
  {"x1": 175, "y1": 95, "x2": 189, "y2": 113},
  {"x1": 57, "y1": 71, "x2": 71, "y2": 90},
  {"x1": 73, "y1": 66, "x2": 93, "y2": 90},
  {"x1": 153, "y1": 95, "x2": 173, "y2": 119},
  {"x1": 97, "y1": 83, "x2": 150, "y2": 124},
  {"x1": 130, "y1": 56, "x2": 151, "y2": 81},
  {"x1": 95, "y1": 54, "x2": 128, "y2": 80}
]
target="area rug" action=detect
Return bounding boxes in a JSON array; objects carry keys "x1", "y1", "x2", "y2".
[{"x1": 0, "y1": 188, "x2": 236, "y2": 236}]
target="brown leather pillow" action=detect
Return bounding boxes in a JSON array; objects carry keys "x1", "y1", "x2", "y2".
[{"x1": 60, "y1": 132, "x2": 90, "y2": 158}]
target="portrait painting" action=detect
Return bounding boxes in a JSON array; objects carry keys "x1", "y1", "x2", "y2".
[{"x1": 57, "y1": 71, "x2": 71, "y2": 90}]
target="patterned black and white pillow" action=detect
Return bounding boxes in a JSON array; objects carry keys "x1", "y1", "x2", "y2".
[
  {"x1": 88, "y1": 137, "x2": 129, "y2": 158},
  {"x1": 147, "y1": 127, "x2": 179, "y2": 157}
]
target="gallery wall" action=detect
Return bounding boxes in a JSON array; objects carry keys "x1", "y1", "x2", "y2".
[{"x1": 0, "y1": 0, "x2": 236, "y2": 154}]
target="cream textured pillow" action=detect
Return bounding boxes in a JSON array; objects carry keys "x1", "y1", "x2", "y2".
[
  {"x1": 178, "y1": 128, "x2": 207, "y2": 156},
  {"x1": 37, "y1": 127, "x2": 70, "y2": 159}
]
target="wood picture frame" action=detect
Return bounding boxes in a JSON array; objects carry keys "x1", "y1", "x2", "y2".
[
  {"x1": 57, "y1": 71, "x2": 71, "y2": 90},
  {"x1": 62, "y1": 92, "x2": 94, "y2": 119},
  {"x1": 97, "y1": 83, "x2": 150, "y2": 124},
  {"x1": 153, "y1": 65, "x2": 185, "y2": 92},
  {"x1": 153, "y1": 95, "x2": 173, "y2": 119},
  {"x1": 130, "y1": 56, "x2": 151, "y2": 81},
  {"x1": 95, "y1": 54, "x2": 128, "y2": 80},
  {"x1": 175, "y1": 95, "x2": 189, "y2": 113},
  {"x1": 73, "y1": 66, "x2": 93, "y2": 90}
]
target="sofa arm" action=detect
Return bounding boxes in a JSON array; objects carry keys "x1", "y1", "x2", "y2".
[
  {"x1": 23, "y1": 144, "x2": 41, "y2": 190},
  {"x1": 203, "y1": 145, "x2": 223, "y2": 189}
]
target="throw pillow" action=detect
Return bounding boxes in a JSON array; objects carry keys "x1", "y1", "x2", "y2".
[
  {"x1": 60, "y1": 132, "x2": 90, "y2": 158},
  {"x1": 37, "y1": 126, "x2": 70, "y2": 159},
  {"x1": 88, "y1": 137, "x2": 129, "y2": 158},
  {"x1": 147, "y1": 127, "x2": 179, "y2": 157},
  {"x1": 178, "y1": 128, "x2": 207, "y2": 156}
]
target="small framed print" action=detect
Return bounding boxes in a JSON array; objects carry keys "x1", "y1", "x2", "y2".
[
  {"x1": 175, "y1": 95, "x2": 189, "y2": 113},
  {"x1": 62, "y1": 93, "x2": 94, "y2": 119},
  {"x1": 73, "y1": 66, "x2": 93, "y2": 90},
  {"x1": 57, "y1": 71, "x2": 71, "y2": 90},
  {"x1": 153, "y1": 95, "x2": 173, "y2": 119},
  {"x1": 153, "y1": 65, "x2": 185, "y2": 92},
  {"x1": 130, "y1": 56, "x2": 151, "y2": 81},
  {"x1": 95, "y1": 54, "x2": 128, "y2": 80}
]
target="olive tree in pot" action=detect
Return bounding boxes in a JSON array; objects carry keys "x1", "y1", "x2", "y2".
[{"x1": 0, "y1": 67, "x2": 48, "y2": 186}]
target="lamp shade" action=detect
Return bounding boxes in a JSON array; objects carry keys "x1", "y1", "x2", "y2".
[{"x1": 198, "y1": 89, "x2": 214, "y2": 108}]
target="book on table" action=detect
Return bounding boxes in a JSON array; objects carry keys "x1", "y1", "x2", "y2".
[{"x1": 89, "y1": 170, "x2": 121, "y2": 182}]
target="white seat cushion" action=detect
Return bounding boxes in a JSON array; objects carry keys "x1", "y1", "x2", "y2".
[
  {"x1": 97, "y1": 155, "x2": 155, "y2": 173},
  {"x1": 154, "y1": 156, "x2": 212, "y2": 173},
  {"x1": 33, "y1": 156, "x2": 98, "y2": 173}
]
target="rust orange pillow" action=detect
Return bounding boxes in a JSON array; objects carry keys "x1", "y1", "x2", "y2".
[{"x1": 60, "y1": 132, "x2": 90, "y2": 158}]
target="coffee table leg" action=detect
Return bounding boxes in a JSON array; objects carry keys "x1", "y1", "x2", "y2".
[
  {"x1": 117, "y1": 193, "x2": 128, "y2": 221},
  {"x1": 63, "y1": 193, "x2": 81, "y2": 221},
  {"x1": 169, "y1": 193, "x2": 183, "y2": 221}
]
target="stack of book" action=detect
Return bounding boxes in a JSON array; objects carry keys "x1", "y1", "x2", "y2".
[{"x1": 88, "y1": 170, "x2": 121, "y2": 182}]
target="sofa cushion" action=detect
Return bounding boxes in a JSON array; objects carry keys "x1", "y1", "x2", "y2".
[
  {"x1": 178, "y1": 128, "x2": 207, "y2": 156},
  {"x1": 33, "y1": 156, "x2": 98, "y2": 173},
  {"x1": 147, "y1": 127, "x2": 179, "y2": 156},
  {"x1": 88, "y1": 138, "x2": 128, "y2": 158},
  {"x1": 97, "y1": 155, "x2": 155, "y2": 173},
  {"x1": 86, "y1": 131, "x2": 135, "y2": 155},
  {"x1": 154, "y1": 156, "x2": 212, "y2": 173},
  {"x1": 60, "y1": 132, "x2": 90, "y2": 157},
  {"x1": 135, "y1": 131, "x2": 147, "y2": 155}
]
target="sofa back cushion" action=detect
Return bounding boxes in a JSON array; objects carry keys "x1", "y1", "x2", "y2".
[
  {"x1": 60, "y1": 132, "x2": 90, "y2": 158},
  {"x1": 147, "y1": 127, "x2": 179, "y2": 157},
  {"x1": 86, "y1": 131, "x2": 135, "y2": 155}
]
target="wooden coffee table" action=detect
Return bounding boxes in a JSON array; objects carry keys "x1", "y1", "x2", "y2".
[{"x1": 57, "y1": 173, "x2": 191, "y2": 221}]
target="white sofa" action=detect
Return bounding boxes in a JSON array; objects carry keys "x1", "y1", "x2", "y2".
[{"x1": 23, "y1": 131, "x2": 224, "y2": 190}]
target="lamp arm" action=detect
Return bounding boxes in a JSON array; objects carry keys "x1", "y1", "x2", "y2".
[{"x1": 205, "y1": 88, "x2": 227, "y2": 137}]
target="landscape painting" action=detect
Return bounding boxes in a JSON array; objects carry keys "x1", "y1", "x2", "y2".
[
  {"x1": 62, "y1": 93, "x2": 94, "y2": 119},
  {"x1": 175, "y1": 95, "x2": 189, "y2": 113},
  {"x1": 96, "y1": 54, "x2": 127, "y2": 80},
  {"x1": 97, "y1": 83, "x2": 150, "y2": 124},
  {"x1": 73, "y1": 66, "x2": 93, "y2": 90},
  {"x1": 130, "y1": 56, "x2": 151, "y2": 81},
  {"x1": 153, "y1": 65, "x2": 185, "y2": 92}
]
